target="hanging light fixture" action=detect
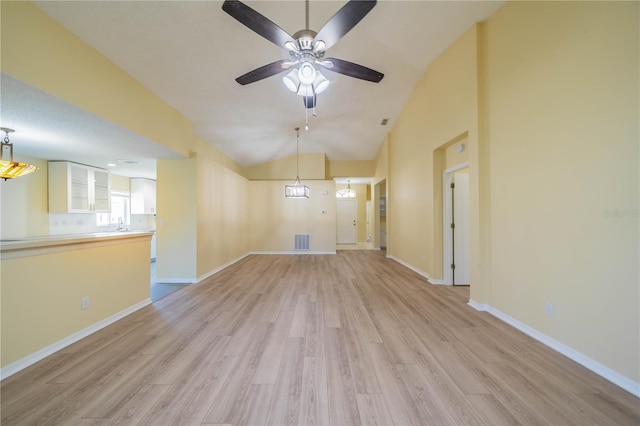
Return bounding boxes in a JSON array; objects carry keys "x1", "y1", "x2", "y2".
[
  {"x1": 0, "y1": 128, "x2": 38, "y2": 181},
  {"x1": 337, "y1": 180, "x2": 356, "y2": 198},
  {"x1": 285, "y1": 127, "x2": 310, "y2": 198}
]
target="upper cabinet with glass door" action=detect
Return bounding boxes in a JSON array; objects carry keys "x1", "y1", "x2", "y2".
[{"x1": 48, "y1": 161, "x2": 111, "y2": 213}]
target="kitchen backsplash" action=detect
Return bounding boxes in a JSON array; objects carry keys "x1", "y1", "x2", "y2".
[{"x1": 48, "y1": 213, "x2": 156, "y2": 236}]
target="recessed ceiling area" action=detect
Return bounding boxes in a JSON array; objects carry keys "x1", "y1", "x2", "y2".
[{"x1": 7, "y1": 0, "x2": 505, "y2": 175}]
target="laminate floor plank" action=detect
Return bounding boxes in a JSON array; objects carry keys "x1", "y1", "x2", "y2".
[
  {"x1": 298, "y1": 356, "x2": 329, "y2": 426},
  {"x1": 1, "y1": 251, "x2": 637, "y2": 426},
  {"x1": 264, "y1": 337, "x2": 305, "y2": 425}
]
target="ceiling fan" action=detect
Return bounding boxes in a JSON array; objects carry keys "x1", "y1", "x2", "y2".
[{"x1": 222, "y1": 0, "x2": 384, "y2": 109}]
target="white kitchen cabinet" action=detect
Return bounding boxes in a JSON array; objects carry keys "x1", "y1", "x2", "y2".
[
  {"x1": 48, "y1": 161, "x2": 111, "y2": 213},
  {"x1": 130, "y1": 178, "x2": 156, "y2": 215}
]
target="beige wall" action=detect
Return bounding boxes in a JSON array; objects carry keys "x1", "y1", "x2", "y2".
[
  {"x1": 387, "y1": 26, "x2": 479, "y2": 278},
  {"x1": 243, "y1": 153, "x2": 327, "y2": 181},
  {"x1": 379, "y1": 1, "x2": 639, "y2": 385},
  {"x1": 328, "y1": 160, "x2": 375, "y2": 178},
  {"x1": 1, "y1": 238, "x2": 151, "y2": 366},
  {"x1": 197, "y1": 153, "x2": 249, "y2": 279},
  {"x1": 482, "y1": 1, "x2": 639, "y2": 382},
  {"x1": 156, "y1": 158, "x2": 197, "y2": 281},
  {"x1": 110, "y1": 174, "x2": 131, "y2": 193},
  {"x1": 0, "y1": 155, "x2": 49, "y2": 238},
  {"x1": 249, "y1": 180, "x2": 336, "y2": 253}
]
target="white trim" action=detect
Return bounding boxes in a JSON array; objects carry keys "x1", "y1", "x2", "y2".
[
  {"x1": 387, "y1": 254, "x2": 443, "y2": 285},
  {"x1": 0, "y1": 298, "x2": 152, "y2": 380},
  {"x1": 250, "y1": 251, "x2": 337, "y2": 255},
  {"x1": 467, "y1": 300, "x2": 640, "y2": 398},
  {"x1": 197, "y1": 253, "x2": 251, "y2": 283},
  {"x1": 155, "y1": 278, "x2": 197, "y2": 284}
]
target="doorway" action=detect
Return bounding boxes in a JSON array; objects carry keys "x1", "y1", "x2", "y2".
[
  {"x1": 374, "y1": 179, "x2": 387, "y2": 250},
  {"x1": 336, "y1": 199, "x2": 357, "y2": 244},
  {"x1": 443, "y1": 164, "x2": 470, "y2": 285}
]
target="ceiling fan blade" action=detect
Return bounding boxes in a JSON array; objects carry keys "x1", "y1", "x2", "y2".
[
  {"x1": 314, "y1": 0, "x2": 377, "y2": 50},
  {"x1": 235, "y1": 60, "x2": 289, "y2": 85},
  {"x1": 322, "y1": 57, "x2": 384, "y2": 83},
  {"x1": 222, "y1": 0, "x2": 295, "y2": 48},
  {"x1": 303, "y1": 95, "x2": 316, "y2": 109}
]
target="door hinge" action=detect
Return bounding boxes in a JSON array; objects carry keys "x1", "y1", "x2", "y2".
[
  {"x1": 451, "y1": 182, "x2": 455, "y2": 189},
  {"x1": 451, "y1": 263, "x2": 456, "y2": 269},
  {"x1": 451, "y1": 223, "x2": 455, "y2": 229}
]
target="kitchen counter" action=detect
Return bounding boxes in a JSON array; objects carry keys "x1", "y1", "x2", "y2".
[{"x1": 0, "y1": 231, "x2": 154, "y2": 260}]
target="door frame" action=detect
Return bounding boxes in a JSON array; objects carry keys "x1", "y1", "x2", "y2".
[{"x1": 443, "y1": 162, "x2": 469, "y2": 285}]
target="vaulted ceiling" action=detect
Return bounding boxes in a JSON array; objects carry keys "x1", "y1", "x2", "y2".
[{"x1": 2, "y1": 1, "x2": 504, "y2": 178}]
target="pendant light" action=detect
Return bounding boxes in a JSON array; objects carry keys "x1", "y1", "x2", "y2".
[
  {"x1": 0, "y1": 128, "x2": 38, "y2": 181},
  {"x1": 284, "y1": 127, "x2": 309, "y2": 198}
]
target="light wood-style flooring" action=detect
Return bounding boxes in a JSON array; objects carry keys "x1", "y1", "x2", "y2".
[{"x1": 2, "y1": 251, "x2": 638, "y2": 425}]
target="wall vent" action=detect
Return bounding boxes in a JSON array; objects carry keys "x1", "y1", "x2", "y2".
[{"x1": 294, "y1": 234, "x2": 310, "y2": 250}]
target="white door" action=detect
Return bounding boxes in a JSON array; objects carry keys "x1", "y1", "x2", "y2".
[
  {"x1": 452, "y1": 171, "x2": 470, "y2": 285},
  {"x1": 336, "y1": 199, "x2": 357, "y2": 244}
]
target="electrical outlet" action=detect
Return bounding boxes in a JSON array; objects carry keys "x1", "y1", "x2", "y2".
[
  {"x1": 545, "y1": 302, "x2": 554, "y2": 317},
  {"x1": 81, "y1": 296, "x2": 90, "y2": 310}
]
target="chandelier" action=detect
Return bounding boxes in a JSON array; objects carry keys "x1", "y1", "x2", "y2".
[
  {"x1": 0, "y1": 128, "x2": 38, "y2": 181},
  {"x1": 284, "y1": 127, "x2": 310, "y2": 198}
]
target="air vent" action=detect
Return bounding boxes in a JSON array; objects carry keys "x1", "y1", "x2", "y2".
[{"x1": 294, "y1": 234, "x2": 310, "y2": 250}]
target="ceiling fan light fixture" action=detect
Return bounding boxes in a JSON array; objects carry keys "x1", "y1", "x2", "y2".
[
  {"x1": 298, "y1": 62, "x2": 317, "y2": 85},
  {"x1": 312, "y1": 40, "x2": 326, "y2": 52},
  {"x1": 296, "y1": 83, "x2": 315, "y2": 97},
  {"x1": 283, "y1": 69, "x2": 300, "y2": 92},
  {"x1": 284, "y1": 40, "x2": 298, "y2": 51},
  {"x1": 313, "y1": 72, "x2": 330, "y2": 94}
]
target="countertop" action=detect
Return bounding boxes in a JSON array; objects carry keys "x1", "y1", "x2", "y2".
[{"x1": 0, "y1": 231, "x2": 154, "y2": 259}]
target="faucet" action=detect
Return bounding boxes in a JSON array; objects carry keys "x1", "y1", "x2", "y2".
[{"x1": 117, "y1": 217, "x2": 124, "y2": 231}]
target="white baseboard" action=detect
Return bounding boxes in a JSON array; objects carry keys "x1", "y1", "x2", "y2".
[
  {"x1": 250, "y1": 251, "x2": 337, "y2": 255},
  {"x1": 468, "y1": 299, "x2": 640, "y2": 398},
  {"x1": 155, "y1": 278, "x2": 197, "y2": 284},
  {"x1": 0, "y1": 298, "x2": 152, "y2": 380},
  {"x1": 197, "y1": 253, "x2": 251, "y2": 283},
  {"x1": 386, "y1": 254, "x2": 448, "y2": 285}
]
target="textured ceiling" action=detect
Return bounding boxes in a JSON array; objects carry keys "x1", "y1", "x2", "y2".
[{"x1": 4, "y1": 1, "x2": 504, "y2": 178}]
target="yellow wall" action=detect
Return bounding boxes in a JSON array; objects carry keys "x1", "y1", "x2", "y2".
[
  {"x1": 249, "y1": 180, "x2": 336, "y2": 253},
  {"x1": 156, "y1": 158, "x2": 197, "y2": 280},
  {"x1": 387, "y1": 26, "x2": 479, "y2": 278},
  {"x1": 380, "y1": 1, "x2": 639, "y2": 385},
  {"x1": 197, "y1": 153, "x2": 250, "y2": 278},
  {"x1": 243, "y1": 153, "x2": 327, "y2": 181},
  {"x1": 328, "y1": 160, "x2": 375, "y2": 178},
  {"x1": 0, "y1": 155, "x2": 49, "y2": 238},
  {"x1": 482, "y1": 1, "x2": 639, "y2": 382},
  {"x1": 110, "y1": 173, "x2": 130, "y2": 193},
  {"x1": 1, "y1": 238, "x2": 151, "y2": 366}
]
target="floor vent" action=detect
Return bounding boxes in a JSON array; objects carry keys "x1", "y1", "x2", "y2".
[{"x1": 294, "y1": 234, "x2": 310, "y2": 250}]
